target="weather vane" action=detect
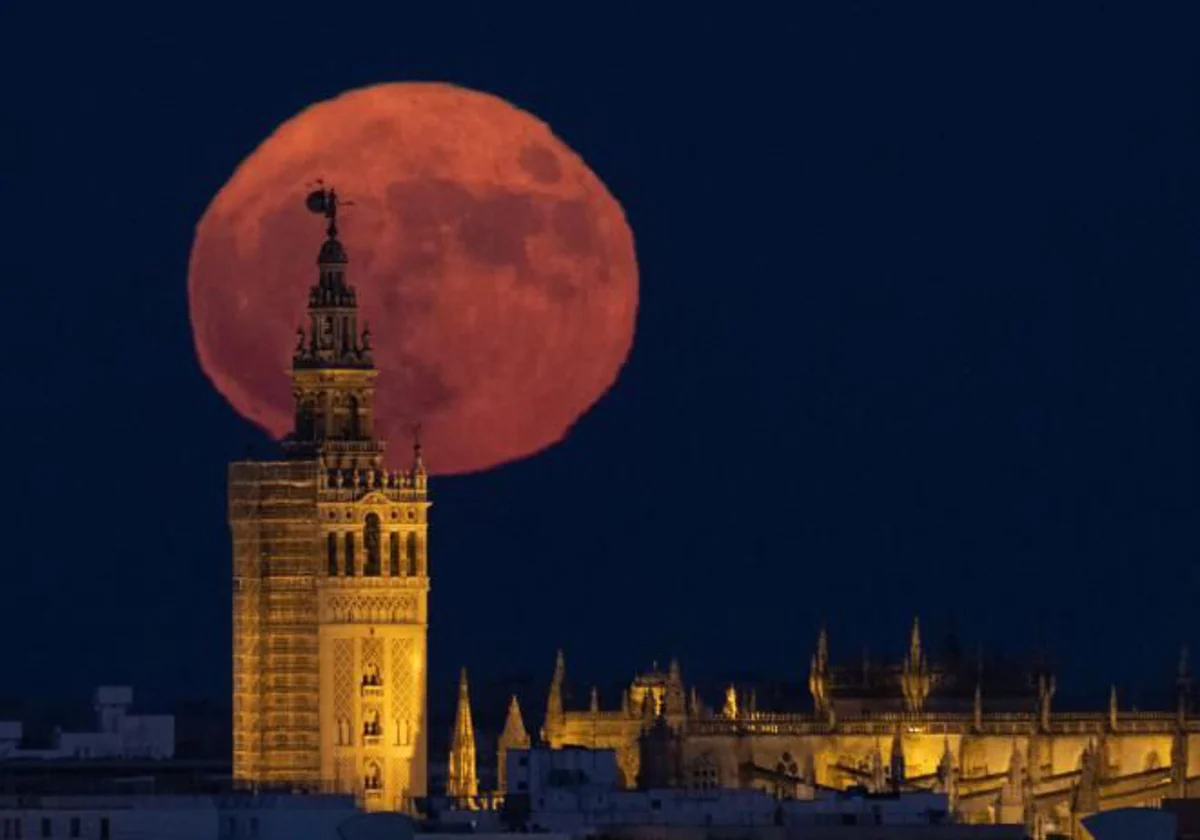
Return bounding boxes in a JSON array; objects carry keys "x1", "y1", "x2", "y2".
[{"x1": 305, "y1": 178, "x2": 353, "y2": 238}]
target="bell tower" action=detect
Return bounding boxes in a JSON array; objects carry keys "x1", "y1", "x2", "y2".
[
  {"x1": 230, "y1": 187, "x2": 430, "y2": 812},
  {"x1": 287, "y1": 187, "x2": 381, "y2": 464}
]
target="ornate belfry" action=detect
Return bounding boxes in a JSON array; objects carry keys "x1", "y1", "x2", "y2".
[
  {"x1": 230, "y1": 187, "x2": 430, "y2": 811},
  {"x1": 531, "y1": 621, "x2": 1198, "y2": 837}
]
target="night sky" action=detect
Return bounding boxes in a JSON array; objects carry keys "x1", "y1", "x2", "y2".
[{"x1": 5, "y1": 6, "x2": 1200, "y2": 718}]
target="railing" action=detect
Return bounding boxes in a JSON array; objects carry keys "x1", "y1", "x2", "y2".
[
  {"x1": 688, "y1": 708, "x2": 1192, "y2": 737},
  {"x1": 320, "y1": 577, "x2": 427, "y2": 590}
]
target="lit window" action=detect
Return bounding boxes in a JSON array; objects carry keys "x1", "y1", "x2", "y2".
[{"x1": 364, "y1": 514, "x2": 382, "y2": 576}]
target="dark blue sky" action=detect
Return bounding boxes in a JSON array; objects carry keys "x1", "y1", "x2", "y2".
[{"x1": 4, "y1": 5, "x2": 1199, "y2": 714}]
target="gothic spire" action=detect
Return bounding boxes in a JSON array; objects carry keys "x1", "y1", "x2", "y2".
[
  {"x1": 889, "y1": 727, "x2": 906, "y2": 788},
  {"x1": 497, "y1": 695, "x2": 530, "y2": 791},
  {"x1": 447, "y1": 668, "x2": 478, "y2": 800},
  {"x1": 809, "y1": 624, "x2": 830, "y2": 715},
  {"x1": 502, "y1": 695, "x2": 529, "y2": 745},
  {"x1": 544, "y1": 650, "x2": 565, "y2": 734},
  {"x1": 901, "y1": 616, "x2": 931, "y2": 714},
  {"x1": 909, "y1": 616, "x2": 923, "y2": 663},
  {"x1": 722, "y1": 685, "x2": 738, "y2": 719}
]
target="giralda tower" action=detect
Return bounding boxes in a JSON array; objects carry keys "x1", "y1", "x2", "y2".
[{"x1": 229, "y1": 188, "x2": 430, "y2": 811}]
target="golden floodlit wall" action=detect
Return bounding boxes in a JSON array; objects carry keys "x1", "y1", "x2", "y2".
[{"x1": 229, "y1": 460, "x2": 322, "y2": 787}]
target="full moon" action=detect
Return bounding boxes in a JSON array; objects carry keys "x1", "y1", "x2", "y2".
[{"x1": 189, "y1": 83, "x2": 638, "y2": 475}]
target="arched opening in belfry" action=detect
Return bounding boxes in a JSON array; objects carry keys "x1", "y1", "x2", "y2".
[
  {"x1": 364, "y1": 514, "x2": 382, "y2": 576},
  {"x1": 344, "y1": 533, "x2": 355, "y2": 576},
  {"x1": 389, "y1": 532, "x2": 401, "y2": 576},
  {"x1": 406, "y1": 532, "x2": 418, "y2": 576},
  {"x1": 346, "y1": 395, "x2": 361, "y2": 439},
  {"x1": 298, "y1": 401, "x2": 315, "y2": 439},
  {"x1": 327, "y1": 532, "x2": 338, "y2": 576}
]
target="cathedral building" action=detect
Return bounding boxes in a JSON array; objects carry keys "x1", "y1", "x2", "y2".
[
  {"x1": 529, "y1": 621, "x2": 1198, "y2": 838},
  {"x1": 229, "y1": 188, "x2": 430, "y2": 811}
]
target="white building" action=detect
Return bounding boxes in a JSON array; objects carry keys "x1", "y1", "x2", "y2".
[
  {"x1": 506, "y1": 745, "x2": 622, "y2": 801},
  {"x1": 0, "y1": 793, "x2": 356, "y2": 840},
  {"x1": 501, "y1": 747, "x2": 983, "y2": 835},
  {"x1": 0, "y1": 687, "x2": 173, "y2": 761}
]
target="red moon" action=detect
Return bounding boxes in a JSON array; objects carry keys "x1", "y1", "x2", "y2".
[{"x1": 189, "y1": 83, "x2": 638, "y2": 475}]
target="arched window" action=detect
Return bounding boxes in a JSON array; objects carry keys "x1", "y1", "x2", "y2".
[
  {"x1": 298, "y1": 402, "x2": 315, "y2": 440},
  {"x1": 406, "y1": 532, "x2": 419, "y2": 576},
  {"x1": 327, "y1": 532, "x2": 338, "y2": 576},
  {"x1": 347, "y1": 395, "x2": 360, "y2": 439},
  {"x1": 344, "y1": 533, "x2": 355, "y2": 576},
  {"x1": 364, "y1": 514, "x2": 381, "y2": 576},
  {"x1": 365, "y1": 761, "x2": 382, "y2": 790},
  {"x1": 389, "y1": 532, "x2": 401, "y2": 576}
]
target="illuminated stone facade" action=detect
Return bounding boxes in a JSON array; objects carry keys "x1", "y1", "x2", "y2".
[
  {"x1": 538, "y1": 622, "x2": 1198, "y2": 839},
  {"x1": 230, "y1": 189, "x2": 429, "y2": 811}
]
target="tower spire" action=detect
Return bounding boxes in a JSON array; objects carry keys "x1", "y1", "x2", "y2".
[
  {"x1": 411, "y1": 423, "x2": 428, "y2": 489},
  {"x1": 497, "y1": 695, "x2": 530, "y2": 791},
  {"x1": 809, "y1": 624, "x2": 830, "y2": 715},
  {"x1": 288, "y1": 184, "x2": 379, "y2": 466},
  {"x1": 544, "y1": 650, "x2": 566, "y2": 737},
  {"x1": 901, "y1": 616, "x2": 931, "y2": 714},
  {"x1": 447, "y1": 668, "x2": 478, "y2": 801}
]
